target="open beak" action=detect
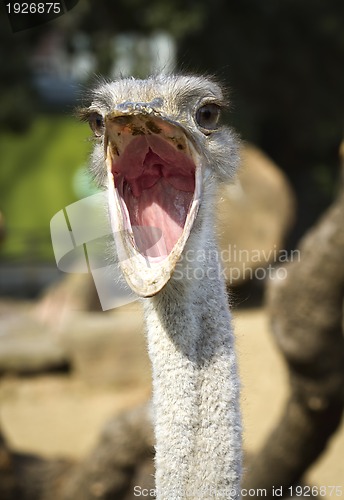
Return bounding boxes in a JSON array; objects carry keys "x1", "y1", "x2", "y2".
[{"x1": 105, "y1": 111, "x2": 202, "y2": 297}]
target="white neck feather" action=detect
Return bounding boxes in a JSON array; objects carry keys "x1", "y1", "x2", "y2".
[{"x1": 143, "y1": 235, "x2": 242, "y2": 500}]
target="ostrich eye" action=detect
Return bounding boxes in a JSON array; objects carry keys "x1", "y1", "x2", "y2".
[
  {"x1": 195, "y1": 103, "x2": 221, "y2": 131},
  {"x1": 89, "y1": 112, "x2": 104, "y2": 137}
]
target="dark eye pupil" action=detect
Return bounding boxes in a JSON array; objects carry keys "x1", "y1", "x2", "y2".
[
  {"x1": 196, "y1": 104, "x2": 220, "y2": 131},
  {"x1": 89, "y1": 113, "x2": 104, "y2": 136}
]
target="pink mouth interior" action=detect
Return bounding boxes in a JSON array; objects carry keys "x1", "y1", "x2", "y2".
[{"x1": 112, "y1": 136, "x2": 195, "y2": 261}]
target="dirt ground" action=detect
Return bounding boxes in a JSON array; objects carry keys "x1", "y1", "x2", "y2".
[{"x1": 0, "y1": 307, "x2": 343, "y2": 488}]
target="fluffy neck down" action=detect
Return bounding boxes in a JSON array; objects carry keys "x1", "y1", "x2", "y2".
[{"x1": 143, "y1": 234, "x2": 242, "y2": 500}]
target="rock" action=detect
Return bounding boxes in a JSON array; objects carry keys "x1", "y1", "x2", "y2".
[
  {"x1": 59, "y1": 303, "x2": 151, "y2": 388},
  {"x1": 33, "y1": 273, "x2": 102, "y2": 327},
  {"x1": 0, "y1": 301, "x2": 68, "y2": 375},
  {"x1": 0, "y1": 298, "x2": 149, "y2": 387},
  {"x1": 217, "y1": 144, "x2": 295, "y2": 285}
]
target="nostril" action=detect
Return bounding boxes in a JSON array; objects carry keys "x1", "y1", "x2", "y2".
[{"x1": 111, "y1": 115, "x2": 133, "y2": 125}]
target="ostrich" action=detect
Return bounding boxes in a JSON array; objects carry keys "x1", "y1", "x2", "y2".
[{"x1": 80, "y1": 74, "x2": 242, "y2": 499}]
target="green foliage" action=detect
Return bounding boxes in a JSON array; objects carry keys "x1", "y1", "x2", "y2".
[{"x1": 0, "y1": 117, "x2": 91, "y2": 260}]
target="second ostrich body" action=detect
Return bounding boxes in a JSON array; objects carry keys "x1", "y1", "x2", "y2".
[{"x1": 82, "y1": 74, "x2": 242, "y2": 499}]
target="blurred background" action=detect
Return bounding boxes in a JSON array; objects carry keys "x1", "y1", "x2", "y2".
[
  {"x1": 0, "y1": 1, "x2": 343, "y2": 498},
  {"x1": 1, "y1": 0, "x2": 344, "y2": 273}
]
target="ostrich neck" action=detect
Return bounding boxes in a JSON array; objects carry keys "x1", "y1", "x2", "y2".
[{"x1": 143, "y1": 237, "x2": 242, "y2": 500}]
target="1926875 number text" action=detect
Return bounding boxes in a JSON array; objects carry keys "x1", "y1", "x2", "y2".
[{"x1": 6, "y1": 3, "x2": 61, "y2": 14}]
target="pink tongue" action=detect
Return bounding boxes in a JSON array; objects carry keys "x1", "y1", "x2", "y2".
[
  {"x1": 124, "y1": 177, "x2": 193, "y2": 259},
  {"x1": 115, "y1": 138, "x2": 195, "y2": 261},
  {"x1": 129, "y1": 149, "x2": 194, "y2": 197}
]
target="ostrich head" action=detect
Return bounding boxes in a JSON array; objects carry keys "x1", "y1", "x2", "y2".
[{"x1": 81, "y1": 75, "x2": 238, "y2": 296}]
